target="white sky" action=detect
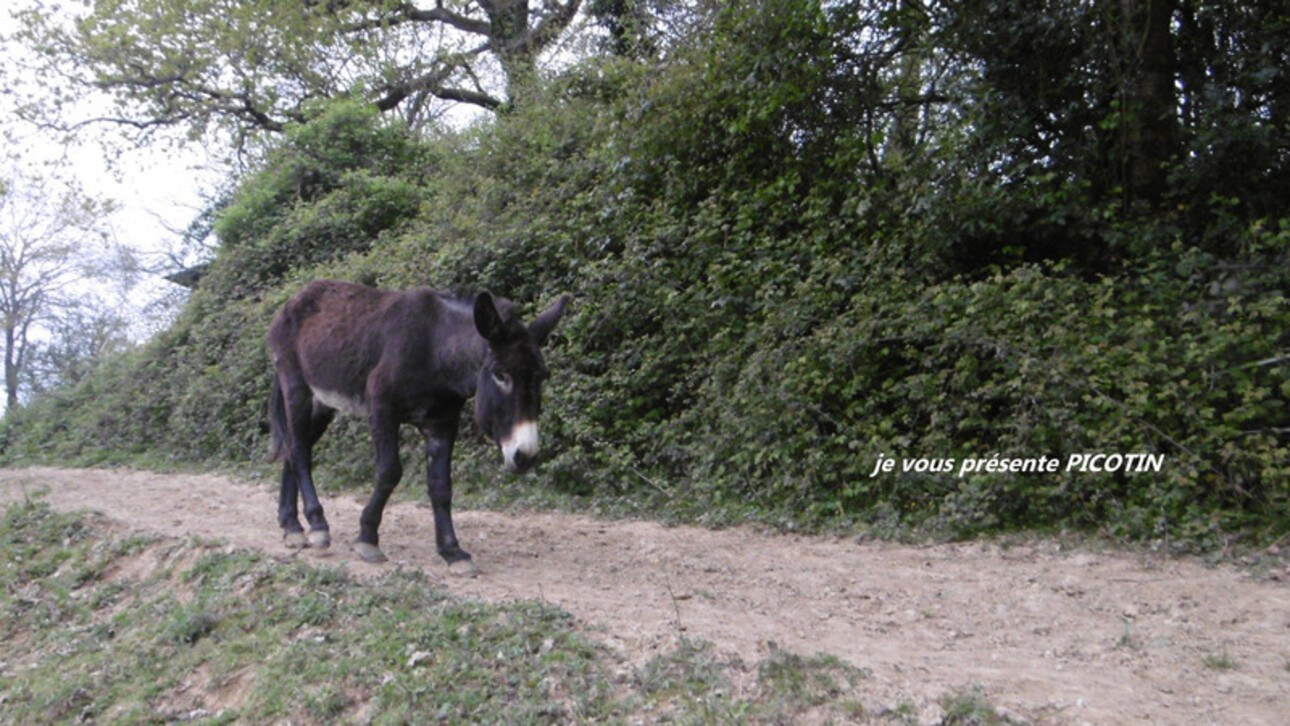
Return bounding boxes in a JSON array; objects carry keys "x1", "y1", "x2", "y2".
[
  {"x1": 1, "y1": 0, "x2": 570, "y2": 341},
  {"x1": 1, "y1": 2, "x2": 224, "y2": 340}
]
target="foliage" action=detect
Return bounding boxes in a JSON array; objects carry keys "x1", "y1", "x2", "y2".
[
  {"x1": 4, "y1": 0, "x2": 1290, "y2": 549},
  {"x1": 207, "y1": 101, "x2": 431, "y2": 298},
  {"x1": 20, "y1": 305, "x2": 132, "y2": 399},
  {"x1": 8, "y1": 0, "x2": 588, "y2": 143}
]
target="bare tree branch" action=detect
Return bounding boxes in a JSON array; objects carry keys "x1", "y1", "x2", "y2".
[{"x1": 0, "y1": 166, "x2": 118, "y2": 409}]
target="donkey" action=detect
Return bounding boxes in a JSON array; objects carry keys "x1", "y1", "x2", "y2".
[{"x1": 267, "y1": 279, "x2": 569, "y2": 575}]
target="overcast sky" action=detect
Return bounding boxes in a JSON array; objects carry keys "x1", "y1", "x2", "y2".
[
  {"x1": 2, "y1": 2, "x2": 226, "y2": 339},
  {"x1": 1, "y1": 1, "x2": 501, "y2": 340}
]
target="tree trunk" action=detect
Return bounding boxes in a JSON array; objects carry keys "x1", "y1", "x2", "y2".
[
  {"x1": 5, "y1": 324, "x2": 18, "y2": 411},
  {"x1": 1120, "y1": 0, "x2": 1180, "y2": 204}
]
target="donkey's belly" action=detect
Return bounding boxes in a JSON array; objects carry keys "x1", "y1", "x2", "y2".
[{"x1": 312, "y1": 387, "x2": 369, "y2": 417}]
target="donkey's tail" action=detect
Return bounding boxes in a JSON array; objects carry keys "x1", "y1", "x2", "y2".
[{"x1": 267, "y1": 374, "x2": 288, "y2": 462}]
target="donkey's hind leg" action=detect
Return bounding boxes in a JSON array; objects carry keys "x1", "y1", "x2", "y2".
[
  {"x1": 298, "y1": 404, "x2": 336, "y2": 548},
  {"x1": 272, "y1": 375, "x2": 309, "y2": 549},
  {"x1": 281, "y1": 382, "x2": 336, "y2": 549},
  {"x1": 279, "y1": 458, "x2": 308, "y2": 550}
]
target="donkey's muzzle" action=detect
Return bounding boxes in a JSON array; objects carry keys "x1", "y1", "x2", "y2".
[
  {"x1": 508, "y1": 450, "x2": 538, "y2": 474},
  {"x1": 501, "y1": 420, "x2": 539, "y2": 474}
]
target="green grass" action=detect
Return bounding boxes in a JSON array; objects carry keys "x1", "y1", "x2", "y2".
[
  {"x1": 939, "y1": 686, "x2": 1023, "y2": 725},
  {"x1": 0, "y1": 497, "x2": 610, "y2": 723},
  {"x1": 1202, "y1": 650, "x2": 1237, "y2": 671},
  {"x1": 0, "y1": 497, "x2": 1015, "y2": 724}
]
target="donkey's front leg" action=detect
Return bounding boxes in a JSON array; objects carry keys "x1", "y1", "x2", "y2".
[
  {"x1": 424, "y1": 419, "x2": 478, "y2": 577},
  {"x1": 355, "y1": 412, "x2": 403, "y2": 564}
]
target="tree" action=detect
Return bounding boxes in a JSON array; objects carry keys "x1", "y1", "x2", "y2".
[
  {"x1": 1117, "y1": 0, "x2": 1180, "y2": 204},
  {"x1": 21, "y1": 304, "x2": 132, "y2": 400},
  {"x1": 961, "y1": 0, "x2": 1289, "y2": 207},
  {"x1": 10, "y1": 0, "x2": 586, "y2": 145},
  {"x1": 0, "y1": 168, "x2": 120, "y2": 410}
]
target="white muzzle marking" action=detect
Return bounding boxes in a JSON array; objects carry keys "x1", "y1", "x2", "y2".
[{"x1": 501, "y1": 420, "x2": 539, "y2": 469}]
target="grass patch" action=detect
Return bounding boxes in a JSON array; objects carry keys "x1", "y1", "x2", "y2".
[
  {"x1": 0, "y1": 498, "x2": 1013, "y2": 723},
  {"x1": 1202, "y1": 650, "x2": 1237, "y2": 671},
  {"x1": 756, "y1": 642, "x2": 869, "y2": 719},
  {"x1": 0, "y1": 498, "x2": 612, "y2": 723},
  {"x1": 940, "y1": 686, "x2": 1023, "y2": 725},
  {"x1": 627, "y1": 637, "x2": 871, "y2": 723}
]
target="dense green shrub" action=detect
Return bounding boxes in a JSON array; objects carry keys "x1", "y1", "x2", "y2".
[
  {"x1": 4, "y1": 0, "x2": 1288, "y2": 548},
  {"x1": 206, "y1": 101, "x2": 432, "y2": 298}
]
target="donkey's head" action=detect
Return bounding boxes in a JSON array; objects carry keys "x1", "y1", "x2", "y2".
[{"x1": 473, "y1": 292, "x2": 569, "y2": 473}]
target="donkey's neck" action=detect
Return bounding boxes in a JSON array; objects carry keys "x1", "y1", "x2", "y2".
[{"x1": 436, "y1": 296, "x2": 490, "y2": 397}]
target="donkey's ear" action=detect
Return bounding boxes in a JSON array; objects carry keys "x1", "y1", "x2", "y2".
[
  {"x1": 474, "y1": 291, "x2": 506, "y2": 343},
  {"x1": 529, "y1": 294, "x2": 570, "y2": 346}
]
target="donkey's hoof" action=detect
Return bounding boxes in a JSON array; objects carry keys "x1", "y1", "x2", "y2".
[
  {"x1": 284, "y1": 531, "x2": 308, "y2": 550},
  {"x1": 353, "y1": 542, "x2": 388, "y2": 564},
  {"x1": 308, "y1": 530, "x2": 331, "y2": 549},
  {"x1": 448, "y1": 558, "x2": 480, "y2": 578}
]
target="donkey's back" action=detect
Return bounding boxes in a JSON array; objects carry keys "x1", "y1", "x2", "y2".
[{"x1": 268, "y1": 279, "x2": 481, "y2": 415}]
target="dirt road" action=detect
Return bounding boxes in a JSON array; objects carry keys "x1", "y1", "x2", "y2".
[{"x1": 1, "y1": 467, "x2": 1287, "y2": 724}]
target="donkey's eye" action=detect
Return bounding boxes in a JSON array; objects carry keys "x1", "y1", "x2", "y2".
[{"x1": 491, "y1": 369, "x2": 513, "y2": 394}]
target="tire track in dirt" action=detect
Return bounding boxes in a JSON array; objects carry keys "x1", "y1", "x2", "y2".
[{"x1": 2, "y1": 466, "x2": 1288, "y2": 724}]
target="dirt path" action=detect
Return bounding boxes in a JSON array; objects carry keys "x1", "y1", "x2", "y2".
[{"x1": 1, "y1": 467, "x2": 1287, "y2": 724}]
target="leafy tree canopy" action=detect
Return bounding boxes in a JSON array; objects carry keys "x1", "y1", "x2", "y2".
[{"x1": 10, "y1": 0, "x2": 587, "y2": 146}]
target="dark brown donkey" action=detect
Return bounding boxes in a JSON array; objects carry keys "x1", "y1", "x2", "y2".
[{"x1": 267, "y1": 279, "x2": 569, "y2": 575}]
